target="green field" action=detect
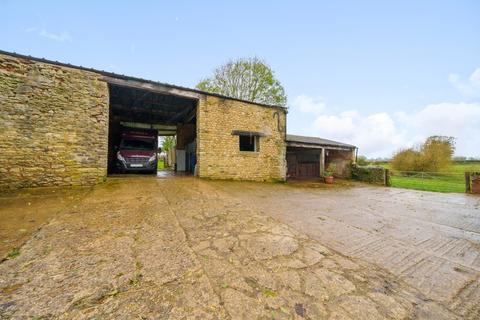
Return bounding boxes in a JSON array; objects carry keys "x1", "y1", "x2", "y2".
[
  {"x1": 157, "y1": 158, "x2": 165, "y2": 170},
  {"x1": 379, "y1": 162, "x2": 480, "y2": 193}
]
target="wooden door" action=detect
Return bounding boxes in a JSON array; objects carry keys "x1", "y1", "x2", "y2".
[
  {"x1": 297, "y1": 163, "x2": 319, "y2": 178},
  {"x1": 286, "y1": 154, "x2": 297, "y2": 177}
]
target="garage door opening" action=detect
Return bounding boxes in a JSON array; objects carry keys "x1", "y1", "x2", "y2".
[
  {"x1": 107, "y1": 83, "x2": 197, "y2": 175},
  {"x1": 286, "y1": 147, "x2": 320, "y2": 179}
]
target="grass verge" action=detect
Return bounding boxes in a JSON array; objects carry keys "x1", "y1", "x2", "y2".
[
  {"x1": 390, "y1": 175, "x2": 465, "y2": 193},
  {"x1": 383, "y1": 161, "x2": 480, "y2": 193},
  {"x1": 157, "y1": 159, "x2": 165, "y2": 170}
]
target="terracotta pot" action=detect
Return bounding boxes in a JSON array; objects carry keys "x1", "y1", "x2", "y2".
[{"x1": 324, "y1": 176, "x2": 334, "y2": 184}]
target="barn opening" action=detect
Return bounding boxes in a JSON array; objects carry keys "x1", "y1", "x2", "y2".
[
  {"x1": 107, "y1": 83, "x2": 197, "y2": 175},
  {"x1": 286, "y1": 134, "x2": 357, "y2": 179}
]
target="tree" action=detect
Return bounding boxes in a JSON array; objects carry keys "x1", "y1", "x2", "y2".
[
  {"x1": 391, "y1": 148, "x2": 421, "y2": 171},
  {"x1": 162, "y1": 136, "x2": 175, "y2": 152},
  {"x1": 161, "y1": 136, "x2": 176, "y2": 167},
  {"x1": 356, "y1": 155, "x2": 369, "y2": 166},
  {"x1": 419, "y1": 136, "x2": 455, "y2": 172},
  {"x1": 196, "y1": 57, "x2": 287, "y2": 107},
  {"x1": 391, "y1": 136, "x2": 455, "y2": 172}
]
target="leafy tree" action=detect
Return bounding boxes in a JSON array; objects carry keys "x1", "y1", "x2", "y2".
[
  {"x1": 161, "y1": 136, "x2": 175, "y2": 152},
  {"x1": 391, "y1": 136, "x2": 455, "y2": 172},
  {"x1": 391, "y1": 148, "x2": 421, "y2": 172},
  {"x1": 196, "y1": 57, "x2": 287, "y2": 107},
  {"x1": 356, "y1": 155, "x2": 369, "y2": 166},
  {"x1": 161, "y1": 136, "x2": 176, "y2": 168},
  {"x1": 419, "y1": 136, "x2": 455, "y2": 172}
]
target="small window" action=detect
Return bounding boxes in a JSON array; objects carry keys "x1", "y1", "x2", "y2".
[{"x1": 239, "y1": 135, "x2": 259, "y2": 152}]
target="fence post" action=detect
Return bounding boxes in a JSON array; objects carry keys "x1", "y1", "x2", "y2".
[
  {"x1": 465, "y1": 172, "x2": 471, "y2": 193},
  {"x1": 384, "y1": 169, "x2": 390, "y2": 186}
]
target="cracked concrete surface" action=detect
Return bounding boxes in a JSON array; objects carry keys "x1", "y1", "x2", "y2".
[
  {"x1": 0, "y1": 176, "x2": 475, "y2": 319},
  {"x1": 219, "y1": 180, "x2": 480, "y2": 319}
]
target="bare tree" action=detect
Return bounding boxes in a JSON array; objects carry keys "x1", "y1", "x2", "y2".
[{"x1": 196, "y1": 57, "x2": 287, "y2": 107}]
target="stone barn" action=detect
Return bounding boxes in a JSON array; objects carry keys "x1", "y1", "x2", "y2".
[{"x1": 0, "y1": 51, "x2": 287, "y2": 190}]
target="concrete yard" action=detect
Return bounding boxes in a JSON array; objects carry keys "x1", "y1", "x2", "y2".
[
  {"x1": 220, "y1": 180, "x2": 480, "y2": 319},
  {"x1": 0, "y1": 176, "x2": 478, "y2": 319}
]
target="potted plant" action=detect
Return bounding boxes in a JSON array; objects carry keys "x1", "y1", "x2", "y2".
[{"x1": 323, "y1": 163, "x2": 336, "y2": 184}]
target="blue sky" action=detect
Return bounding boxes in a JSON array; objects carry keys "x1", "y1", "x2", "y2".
[{"x1": 2, "y1": 1, "x2": 479, "y2": 157}]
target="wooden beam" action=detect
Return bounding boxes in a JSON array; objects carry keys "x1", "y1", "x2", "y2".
[
  {"x1": 231, "y1": 130, "x2": 267, "y2": 137},
  {"x1": 110, "y1": 104, "x2": 180, "y2": 117},
  {"x1": 111, "y1": 111, "x2": 174, "y2": 124},
  {"x1": 286, "y1": 142, "x2": 354, "y2": 151},
  {"x1": 111, "y1": 94, "x2": 195, "y2": 109},
  {"x1": 184, "y1": 106, "x2": 197, "y2": 123},
  {"x1": 320, "y1": 148, "x2": 325, "y2": 177},
  {"x1": 157, "y1": 130, "x2": 177, "y2": 136},
  {"x1": 119, "y1": 121, "x2": 177, "y2": 130},
  {"x1": 104, "y1": 76, "x2": 203, "y2": 100},
  {"x1": 167, "y1": 105, "x2": 195, "y2": 124}
]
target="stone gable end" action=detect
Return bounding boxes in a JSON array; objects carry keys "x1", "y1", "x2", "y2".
[{"x1": 0, "y1": 53, "x2": 109, "y2": 189}]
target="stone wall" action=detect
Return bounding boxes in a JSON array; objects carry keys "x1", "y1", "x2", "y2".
[
  {"x1": 0, "y1": 53, "x2": 109, "y2": 190},
  {"x1": 325, "y1": 149, "x2": 355, "y2": 178},
  {"x1": 351, "y1": 164, "x2": 391, "y2": 186},
  {"x1": 197, "y1": 95, "x2": 286, "y2": 181},
  {"x1": 0, "y1": 52, "x2": 287, "y2": 189}
]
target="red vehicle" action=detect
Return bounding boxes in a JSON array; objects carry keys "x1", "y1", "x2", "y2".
[{"x1": 116, "y1": 127, "x2": 158, "y2": 173}]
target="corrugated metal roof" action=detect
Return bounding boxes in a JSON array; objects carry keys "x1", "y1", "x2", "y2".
[
  {"x1": 0, "y1": 49, "x2": 287, "y2": 111},
  {"x1": 286, "y1": 134, "x2": 356, "y2": 149}
]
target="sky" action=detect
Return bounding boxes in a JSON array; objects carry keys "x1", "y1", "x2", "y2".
[{"x1": 1, "y1": 0, "x2": 479, "y2": 158}]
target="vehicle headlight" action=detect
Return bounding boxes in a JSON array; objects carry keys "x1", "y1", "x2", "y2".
[
  {"x1": 148, "y1": 154, "x2": 156, "y2": 162},
  {"x1": 117, "y1": 152, "x2": 125, "y2": 162}
]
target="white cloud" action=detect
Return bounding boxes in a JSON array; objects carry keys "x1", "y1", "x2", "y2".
[
  {"x1": 292, "y1": 94, "x2": 326, "y2": 115},
  {"x1": 310, "y1": 110, "x2": 407, "y2": 158},
  {"x1": 291, "y1": 95, "x2": 480, "y2": 158},
  {"x1": 397, "y1": 102, "x2": 480, "y2": 157},
  {"x1": 399, "y1": 102, "x2": 480, "y2": 134},
  {"x1": 448, "y1": 68, "x2": 480, "y2": 97},
  {"x1": 26, "y1": 27, "x2": 72, "y2": 42}
]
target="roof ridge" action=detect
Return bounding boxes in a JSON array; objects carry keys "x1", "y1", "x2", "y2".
[
  {"x1": 0, "y1": 49, "x2": 287, "y2": 111},
  {"x1": 286, "y1": 134, "x2": 356, "y2": 148}
]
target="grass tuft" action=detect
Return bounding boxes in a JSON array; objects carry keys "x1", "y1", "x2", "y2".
[
  {"x1": 7, "y1": 248, "x2": 20, "y2": 259},
  {"x1": 262, "y1": 288, "x2": 277, "y2": 298}
]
